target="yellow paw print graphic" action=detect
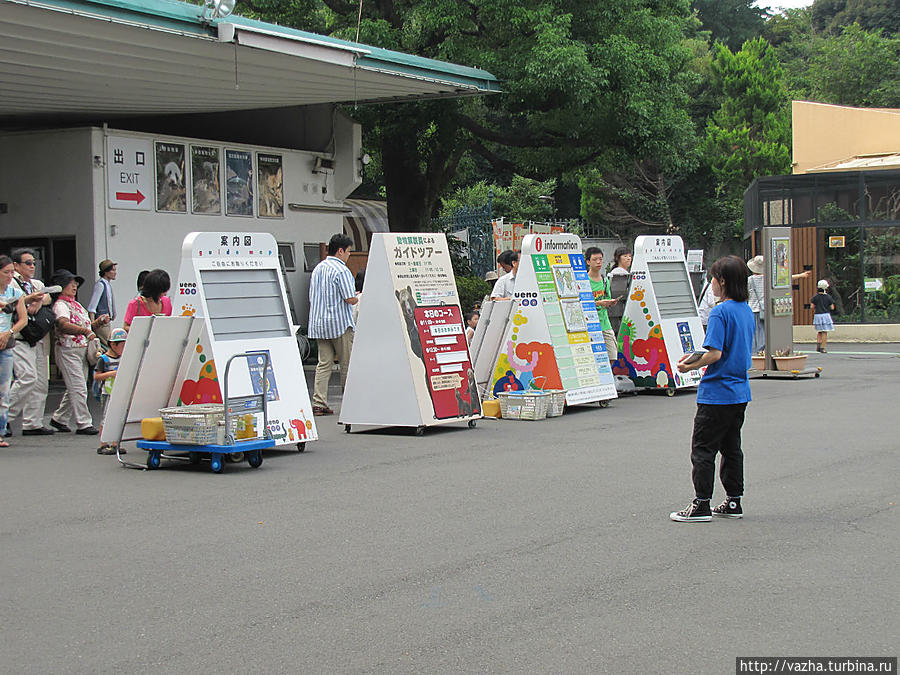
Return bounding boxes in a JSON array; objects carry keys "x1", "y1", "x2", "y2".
[{"x1": 181, "y1": 303, "x2": 196, "y2": 317}]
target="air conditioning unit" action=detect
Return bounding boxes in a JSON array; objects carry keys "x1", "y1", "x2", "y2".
[{"x1": 313, "y1": 157, "x2": 335, "y2": 175}]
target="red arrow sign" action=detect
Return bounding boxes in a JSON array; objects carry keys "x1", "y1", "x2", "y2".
[{"x1": 115, "y1": 189, "x2": 145, "y2": 204}]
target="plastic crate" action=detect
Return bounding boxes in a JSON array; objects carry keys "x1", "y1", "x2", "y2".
[
  {"x1": 497, "y1": 391, "x2": 549, "y2": 420},
  {"x1": 159, "y1": 404, "x2": 224, "y2": 445},
  {"x1": 544, "y1": 390, "x2": 567, "y2": 417}
]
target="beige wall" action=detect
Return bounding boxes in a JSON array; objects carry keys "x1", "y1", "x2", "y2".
[{"x1": 792, "y1": 101, "x2": 900, "y2": 174}]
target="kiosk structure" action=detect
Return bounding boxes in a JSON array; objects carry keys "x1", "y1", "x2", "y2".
[
  {"x1": 485, "y1": 233, "x2": 617, "y2": 406},
  {"x1": 752, "y1": 226, "x2": 821, "y2": 379},
  {"x1": 101, "y1": 231, "x2": 317, "y2": 454},
  {"x1": 612, "y1": 235, "x2": 704, "y2": 395},
  {"x1": 340, "y1": 233, "x2": 481, "y2": 434}
]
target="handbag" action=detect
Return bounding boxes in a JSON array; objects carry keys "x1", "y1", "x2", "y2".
[
  {"x1": 18, "y1": 305, "x2": 56, "y2": 346},
  {"x1": 86, "y1": 337, "x2": 103, "y2": 367}
]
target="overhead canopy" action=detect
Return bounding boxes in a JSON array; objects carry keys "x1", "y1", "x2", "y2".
[
  {"x1": 0, "y1": 0, "x2": 499, "y2": 125},
  {"x1": 344, "y1": 199, "x2": 389, "y2": 252}
]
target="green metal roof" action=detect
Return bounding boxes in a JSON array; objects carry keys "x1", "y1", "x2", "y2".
[{"x1": 23, "y1": 0, "x2": 500, "y2": 93}]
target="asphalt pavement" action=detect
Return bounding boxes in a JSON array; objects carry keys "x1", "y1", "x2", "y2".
[{"x1": 1, "y1": 344, "x2": 898, "y2": 674}]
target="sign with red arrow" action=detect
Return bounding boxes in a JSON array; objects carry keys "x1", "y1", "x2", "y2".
[{"x1": 107, "y1": 136, "x2": 152, "y2": 211}]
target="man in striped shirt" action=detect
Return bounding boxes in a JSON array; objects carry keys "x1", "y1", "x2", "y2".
[{"x1": 308, "y1": 233, "x2": 358, "y2": 416}]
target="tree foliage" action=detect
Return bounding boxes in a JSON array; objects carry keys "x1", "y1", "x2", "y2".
[
  {"x1": 701, "y1": 38, "x2": 791, "y2": 200},
  {"x1": 810, "y1": 0, "x2": 900, "y2": 36},
  {"x1": 691, "y1": 0, "x2": 767, "y2": 50}
]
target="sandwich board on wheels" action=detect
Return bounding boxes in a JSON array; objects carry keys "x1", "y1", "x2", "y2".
[
  {"x1": 611, "y1": 234, "x2": 704, "y2": 394},
  {"x1": 340, "y1": 232, "x2": 481, "y2": 433},
  {"x1": 486, "y1": 233, "x2": 617, "y2": 406},
  {"x1": 102, "y1": 231, "x2": 317, "y2": 450}
]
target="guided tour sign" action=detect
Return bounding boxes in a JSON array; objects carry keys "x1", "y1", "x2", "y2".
[{"x1": 106, "y1": 135, "x2": 152, "y2": 210}]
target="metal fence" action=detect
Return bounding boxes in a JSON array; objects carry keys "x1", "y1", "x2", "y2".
[{"x1": 432, "y1": 198, "x2": 494, "y2": 279}]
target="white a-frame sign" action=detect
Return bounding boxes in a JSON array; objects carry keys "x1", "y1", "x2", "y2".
[
  {"x1": 486, "y1": 233, "x2": 617, "y2": 405},
  {"x1": 172, "y1": 231, "x2": 318, "y2": 445},
  {"x1": 340, "y1": 233, "x2": 481, "y2": 430},
  {"x1": 612, "y1": 234, "x2": 704, "y2": 392}
]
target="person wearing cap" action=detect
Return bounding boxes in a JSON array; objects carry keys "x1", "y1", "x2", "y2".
[
  {"x1": 746, "y1": 255, "x2": 813, "y2": 352},
  {"x1": 49, "y1": 270, "x2": 102, "y2": 435},
  {"x1": 88, "y1": 259, "x2": 116, "y2": 348},
  {"x1": 7, "y1": 248, "x2": 55, "y2": 437},
  {"x1": 811, "y1": 280, "x2": 836, "y2": 353},
  {"x1": 94, "y1": 327, "x2": 127, "y2": 454}
]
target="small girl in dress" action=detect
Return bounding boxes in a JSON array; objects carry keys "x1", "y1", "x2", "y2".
[{"x1": 811, "y1": 280, "x2": 835, "y2": 353}]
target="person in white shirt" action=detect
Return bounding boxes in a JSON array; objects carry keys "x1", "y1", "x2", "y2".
[{"x1": 490, "y1": 250, "x2": 518, "y2": 300}]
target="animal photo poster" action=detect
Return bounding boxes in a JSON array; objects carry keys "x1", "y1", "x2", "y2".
[
  {"x1": 772, "y1": 237, "x2": 791, "y2": 288},
  {"x1": 257, "y1": 153, "x2": 284, "y2": 218},
  {"x1": 387, "y1": 234, "x2": 480, "y2": 421},
  {"x1": 225, "y1": 149, "x2": 254, "y2": 216},
  {"x1": 190, "y1": 145, "x2": 220, "y2": 215},
  {"x1": 155, "y1": 142, "x2": 186, "y2": 212}
]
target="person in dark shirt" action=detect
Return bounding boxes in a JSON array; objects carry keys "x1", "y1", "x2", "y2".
[
  {"x1": 811, "y1": 280, "x2": 836, "y2": 353},
  {"x1": 670, "y1": 255, "x2": 755, "y2": 523}
]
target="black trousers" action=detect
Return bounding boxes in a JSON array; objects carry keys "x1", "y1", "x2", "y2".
[{"x1": 690, "y1": 402, "x2": 747, "y2": 500}]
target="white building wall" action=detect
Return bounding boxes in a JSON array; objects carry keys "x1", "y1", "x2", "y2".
[{"x1": 1, "y1": 125, "x2": 358, "y2": 328}]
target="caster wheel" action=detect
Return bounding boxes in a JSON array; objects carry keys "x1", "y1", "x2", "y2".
[
  {"x1": 210, "y1": 454, "x2": 224, "y2": 473},
  {"x1": 146, "y1": 452, "x2": 160, "y2": 470},
  {"x1": 666, "y1": 387, "x2": 676, "y2": 397},
  {"x1": 247, "y1": 451, "x2": 263, "y2": 468},
  {"x1": 227, "y1": 452, "x2": 244, "y2": 463},
  {"x1": 814, "y1": 372, "x2": 820, "y2": 378},
  {"x1": 468, "y1": 419, "x2": 477, "y2": 428},
  {"x1": 189, "y1": 452, "x2": 201, "y2": 465},
  {"x1": 415, "y1": 426, "x2": 425, "y2": 437},
  {"x1": 344, "y1": 424, "x2": 351, "y2": 434},
  {"x1": 297, "y1": 442, "x2": 306, "y2": 452},
  {"x1": 599, "y1": 400, "x2": 609, "y2": 408}
]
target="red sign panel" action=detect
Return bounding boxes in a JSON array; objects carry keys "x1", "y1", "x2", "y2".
[{"x1": 414, "y1": 305, "x2": 480, "y2": 419}]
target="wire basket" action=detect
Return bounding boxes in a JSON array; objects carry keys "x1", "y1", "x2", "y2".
[
  {"x1": 497, "y1": 391, "x2": 549, "y2": 421},
  {"x1": 544, "y1": 389, "x2": 567, "y2": 417},
  {"x1": 159, "y1": 404, "x2": 224, "y2": 445}
]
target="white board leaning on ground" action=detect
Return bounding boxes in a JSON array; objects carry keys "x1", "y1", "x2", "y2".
[
  {"x1": 612, "y1": 234, "x2": 704, "y2": 392},
  {"x1": 340, "y1": 232, "x2": 481, "y2": 430},
  {"x1": 485, "y1": 233, "x2": 617, "y2": 406}
]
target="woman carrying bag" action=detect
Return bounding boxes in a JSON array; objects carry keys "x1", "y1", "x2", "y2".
[
  {"x1": 0, "y1": 255, "x2": 30, "y2": 445},
  {"x1": 48, "y1": 270, "x2": 102, "y2": 435}
]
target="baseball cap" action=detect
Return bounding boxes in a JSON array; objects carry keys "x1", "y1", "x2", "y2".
[
  {"x1": 817, "y1": 279, "x2": 829, "y2": 289},
  {"x1": 109, "y1": 328, "x2": 128, "y2": 342}
]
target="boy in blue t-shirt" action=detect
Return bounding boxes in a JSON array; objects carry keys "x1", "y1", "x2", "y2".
[
  {"x1": 670, "y1": 255, "x2": 755, "y2": 522},
  {"x1": 94, "y1": 328, "x2": 127, "y2": 455}
]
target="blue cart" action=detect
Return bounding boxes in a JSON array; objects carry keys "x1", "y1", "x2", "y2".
[{"x1": 135, "y1": 351, "x2": 275, "y2": 473}]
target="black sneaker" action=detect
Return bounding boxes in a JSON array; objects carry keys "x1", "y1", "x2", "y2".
[
  {"x1": 50, "y1": 419, "x2": 72, "y2": 433},
  {"x1": 712, "y1": 498, "x2": 743, "y2": 519},
  {"x1": 670, "y1": 499, "x2": 712, "y2": 522},
  {"x1": 75, "y1": 426, "x2": 100, "y2": 436},
  {"x1": 2, "y1": 428, "x2": 11, "y2": 438},
  {"x1": 23, "y1": 427, "x2": 55, "y2": 436}
]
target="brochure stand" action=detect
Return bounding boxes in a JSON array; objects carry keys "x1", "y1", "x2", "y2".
[
  {"x1": 340, "y1": 233, "x2": 481, "y2": 434},
  {"x1": 101, "y1": 231, "x2": 317, "y2": 462},
  {"x1": 612, "y1": 235, "x2": 704, "y2": 396},
  {"x1": 484, "y1": 233, "x2": 617, "y2": 407}
]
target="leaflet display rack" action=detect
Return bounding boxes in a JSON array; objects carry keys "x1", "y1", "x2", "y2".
[
  {"x1": 484, "y1": 233, "x2": 617, "y2": 406},
  {"x1": 612, "y1": 235, "x2": 705, "y2": 395},
  {"x1": 101, "y1": 231, "x2": 317, "y2": 460}
]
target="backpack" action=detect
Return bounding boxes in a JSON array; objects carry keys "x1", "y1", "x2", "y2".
[{"x1": 12, "y1": 278, "x2": 55, "y2": 346}]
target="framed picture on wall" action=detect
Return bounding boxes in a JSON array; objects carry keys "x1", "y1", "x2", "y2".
[
  {"x1": 225, "y1": 149, "x2": 253, "y2": 217},
  {"x1": 257, "y1": 153, "x2": 284, "y2": 218},
  {"x1": 155, "y1": 142, "x2": 186, "y2": 213},
  {"x1": 190, "y1": 145, "x2": 220, "y2": 215}
]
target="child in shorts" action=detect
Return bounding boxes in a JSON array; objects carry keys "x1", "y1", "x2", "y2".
[
  {"x1": 94, "y1": 328, "x2": 127, "y2": 455},
  {"x1": 811, "y1": 280, "x2": 835, "y2": 353}
]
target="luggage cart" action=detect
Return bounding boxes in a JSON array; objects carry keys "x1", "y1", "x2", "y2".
[{"x1": 135, "y1": 351, "x2": 275, "y2": 473}]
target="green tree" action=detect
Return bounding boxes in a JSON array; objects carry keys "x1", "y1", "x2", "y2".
[
  {"x1": 691, "y1": 0, "x2": 767, "y2": 50},
  {"x1": 810, "y1": 23, "x2": 900, "y2": 106},
  {"x1": 701, "y1": 38, "x2": 791, "y2": 201},
  {"x1": 810, "y1": 0, "x2": 900, "y2": 35},
  {"x1": 440, "y1": 176, "x2": 557, "y2": 223}
]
